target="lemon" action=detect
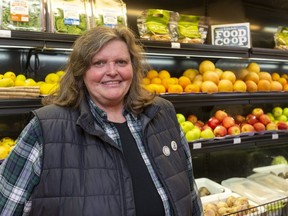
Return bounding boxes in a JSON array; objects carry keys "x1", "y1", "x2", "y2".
[
  {"x1": 36, "y1": 81, "x2": 45, "y2": 87},
  {"x1": 0, "y1": 144, "x2": 10, "y2": 160},
  {"x1": 24, "y1": 78, "x2": 37, "y2": 86},
  {"x1": 40, "y1": 83, "x2": 58, "y2": 95},
  {"x1": 14, "y1": 79, "x2": 25, "y2": 86},
  {"x1": 56, "y1": 70, "x2": 65, "y2": 78},
  {"x1": 45, "y1": 73, "x2": 60, "y2": 84},
  {"x1": 16, "y1": 74, "x2": 26, "y2": 81},
  {"x1": 0, "y1": 77, "x2": 14, "y2": 87},
  {"x1": 3, "y1": 71, "x2": 16, "y2": 81}
]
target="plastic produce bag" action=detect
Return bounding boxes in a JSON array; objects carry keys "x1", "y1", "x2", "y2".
[
  {"x1": 0, "y1": 0, "x2": 45, "y2": 31},
  {"x1": 274, "y1": 26, "x2": 288, "y2": 50},
  {"x1": 48, "y1": 0, "x2": 89, "y2": 35},
  {"x1": 137, "y1": 9, "x2": 178, "y2": 42},
  {"x1": 91, "y1": 0, "x2": 127, "y2": 28}
]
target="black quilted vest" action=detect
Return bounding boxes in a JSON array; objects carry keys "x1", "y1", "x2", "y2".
[{"x1": 30, "y1": 97, "x2": 193, "y2": 216}]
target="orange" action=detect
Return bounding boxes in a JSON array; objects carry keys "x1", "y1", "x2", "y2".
[
  {"x1": 150, "y1": 77, "x2": 162, "y2": 85},
  {"x1": 184, "y1": 83, "x2": 200, "y2": 93},
  {"x1": 272, "y1": 72, "x2": 280, "y2": 81},
  {"x1": 218, "y1": 79, "x2": 233, "y2": 92},
  {"x1": 214, "y1": 68, "x2": 223, "y2": 77},
  {"x1": 158, "y1": 70, "x2": 171, "y2": 80},
  {"x1": 141, "y1": 77, "x2": 150, "y2": 85},
  {"x1": 233, "y1": 80, "x2": 247, "y2": 92},
  {"x1": 143, "y1": 84, "x2": 165, "y2": 94},
  {"x1": 199, "y1": 60, "x2": 215, "y2": 74},
  {"x1": 193, "y1": 80, "x2": 202, "y2": 88},
  {"x1": 236, "y1": 68, "x2": 249, "y2": 80},
  {"x1": 281, "y1": 74, "x2": 288, "y2": 79},
  {"x1": 278, "y1": 77, "x2": 287, "y2": 87},
  {"x1": 193, "y1": 74, "x2": 203, "y2": 82},
  {"x1": 244, "y1": 72, "x2": 259, "y2": 84},
  {"x1": 172, "y1": 77, "x2": 179, "y2": 84},
  {"x1": 270, "y1": 81, "x2": 283, "y2": 91},
  {"x1": 258, "y1": 72, "x2": 272, "y2": 82},
  {"x1": 146, "y1": 69, "x2": 158, "y2": 80},
  {"x1": 167, "y1": 84, "x2": 183, "y2": 94},
  {"x1": 203, "y1": 71, "x2": 219, "y2": 84},
  {"x1": 178, "y1": 76, "x2": 192, "y2": 89},
  {"x1": 284, "y1": 83, "x2": 288, "y2": 91},
  {"x1": 182, "y1": 68, "x2": 198, "y2": 81},
  {"x1": 154, "y1": 84, "x2": 166, "y2": 94},
  {"x1": 220, "y1": 71, "x2": 236, "y2": 83},
  {"x1": 201, "y1": 81, "x2": 218, "y2": 93},
  {"x1": 257, "y1": 79, "x2": 271, "y2": 91},
  {"x1": 247, "y1": 62, "x2": 260, "y2": 73},
  {"x1": 245, "y1": 80, "x2": 258, "y2": 92},
  {"x1": 161, "y1": 77, "x2": 176, "y2": 90}
]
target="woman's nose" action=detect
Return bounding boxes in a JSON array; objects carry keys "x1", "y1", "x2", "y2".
[{"x1": 106, "y1": 62, "x2": 117, "y2": 75}]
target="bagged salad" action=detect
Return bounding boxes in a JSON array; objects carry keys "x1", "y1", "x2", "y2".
[
  {"x1": 48, "y1": 0, "x2": 89, "y2": 35},
  {"x1": 274, "y1": 26, "x2": 288, "y2": 50},
  {"x1": 137, "y1": 9, "x2": 178, "y2": 42},
  {"x1": 0, "y1": 0, "x2": 45, "y2": 31}
]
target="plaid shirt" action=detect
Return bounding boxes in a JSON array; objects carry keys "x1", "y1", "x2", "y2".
[{"x1": 0, "y1": 98, "x2": 203, "y2": 216}]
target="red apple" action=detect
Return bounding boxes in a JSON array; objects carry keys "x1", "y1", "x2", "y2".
[
  {"x1": 253, "y1": 122, "x2": 266, "y2": 132},
  {"x1": 207, "y1": 117, "x2": 220, "y2": 129},
  {"x1": 201, "y1": 124, "x2": 212, "y2": 131},
  {"x1": 258, "y1": 114, "x2": 271, "y2": 125},
  {"x1": 241, "y1": 123, "x2": 255, "y2": 133},
  {"x1": 252, "y1": 108, "x2": 264, "y2": 118},
  {"x1": 246, "y1": 114, "x2": 258, "y2": 125},
  {"x1": 235, "y1": 114, "x2": 246, "y2": 124},
  {"x1": 227, "y1": 125, "x2": 241, "y2": 135},
  {"x1": 222, "y1": 116, "x2": 235, "y2": 129},
  {"x1": 194, "y1": 120, "x2": 204, "y2": 128},
  {"x1": 266, "y1": 122, "x2": 278, "y2": 131},
  {"x1": 213, "y1": 125, "x2": 227, "y2": 137},
  {"x1": 187, "y1": 114, "x2": 198, "y2": 124},
  {"x1": 277, "y1": 121, "x2": 288, "y2": 130},
  {"x1": 215, "y1": 110, "x2": 228, "y2": 122}
]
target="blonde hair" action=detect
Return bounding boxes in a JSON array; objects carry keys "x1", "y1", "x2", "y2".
[{"x1": 43, "y1": 26, "x2": 155, "y2": 115}]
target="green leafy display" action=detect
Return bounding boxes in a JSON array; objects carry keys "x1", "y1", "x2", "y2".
[{"x1": 177, "y1": 15, "x2": 201, "y2": 39}]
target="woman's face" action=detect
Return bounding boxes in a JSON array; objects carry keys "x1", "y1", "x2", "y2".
[{"x1": 84, "y1": 39, "x2": 133, "y2": 109}]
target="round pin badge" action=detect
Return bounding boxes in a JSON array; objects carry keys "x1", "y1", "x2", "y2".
[
  {"x1": 171, "y1": 141, "x2": 177, "y2": 151},
  {"x1": 162, "y1": 146, "x2": 171, "y2": 156}
]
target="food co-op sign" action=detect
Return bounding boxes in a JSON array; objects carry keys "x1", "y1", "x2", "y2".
[{"x1": 211, "y1": 22, "x2": 251, "y2": 48}]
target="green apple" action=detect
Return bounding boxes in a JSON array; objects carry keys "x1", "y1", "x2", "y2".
[
  {"x1": 283, "y1": 107, "x2": 288, "y2": 117},
  {"x1": 176, "y1": 113, "x2": 186, "y2": 123},
  {"x1": 276, "y1": 114, "x2": 288, "y2": 122},
  {"x1": 185, "y1": 127, "x2": 201, "y2": 142},
  {"x1": 267, "y1": 112, "x2": 275, "y2": 121},
  {"x1": 180, "y1": 121, "x2": 194, "y2": 134},
  {"x1": 200, "y1": 128, "x2": 215, "y2": 139},
  {"x1": 272, "y1": 106, "x2": 283, "y2": 118}
]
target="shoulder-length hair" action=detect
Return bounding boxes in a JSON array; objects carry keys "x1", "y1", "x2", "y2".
[{"x1": 43, "y1": 26, "x2": 155, "y2": 115}]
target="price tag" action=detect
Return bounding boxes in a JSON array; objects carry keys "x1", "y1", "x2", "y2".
[
  {"x1": 211, "y1": 22, "x2": 251, "y2": 48},
  {"x1": 0, "y1": 30, "x2": 11, "y2": 38},
  {"x1": 193, "y1": 142, "x2": 202, "y2": 149},
  {"x1": 272, "y1": 134, "x2": 279, "y2": 139},
  {"x1": 171, "y1": 42, "x2": 180, "y2": 49},
  {"x1": 233, "y1": 137, "x2": 241, "y2": 144}
]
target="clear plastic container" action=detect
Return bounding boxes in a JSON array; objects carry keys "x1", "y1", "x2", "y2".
[
  {"x1": 221, "y1": 177, "x2": 286, "y2": 204},
  {"x1": 47, "y1": 0, "x2": 90, "y2": 35},
  {"x1": 0, "y1": 0, "x2": 45, "y2": 31},
  {"x1": 90, "y1": 0, "x2": 127, "y2": 28}
]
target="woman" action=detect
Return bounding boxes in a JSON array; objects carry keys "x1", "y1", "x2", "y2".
[{"x1": 0, "y1": 26, "x2": 203, "y2": 216}]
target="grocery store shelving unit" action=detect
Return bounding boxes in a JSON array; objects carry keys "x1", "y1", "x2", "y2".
[{"x1": 1, "y1": 30, "x2": 288, "y2": 181}]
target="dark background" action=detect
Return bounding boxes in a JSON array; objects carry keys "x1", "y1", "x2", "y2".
[{"x1": 124, "y1": 0, "x2": 288, "y2": 48}]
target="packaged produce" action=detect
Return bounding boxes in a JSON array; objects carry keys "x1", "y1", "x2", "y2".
[
  {"x1": 90, "y1": 0, "x2": 127, "y2": 28},
  {"x1": 253, "y1": 164, "x2": 288, "y2": 180},
  {"x1": 221, "y1": 177, "x2": 286, "y2": 204},
  {"x1": 0, "y1": 0, "x2": 45, "y2": 31},
  {"x1": 137, "y1": 9, "x2": 178, "y2": 42},
  {"x1": 274, "y1": 26, "x2": 288, "y2": 50},
  {"x1": 176, "y1": 14, "x2": 208, "y2": 44},
  {"x1": 47, "y1": 0, "x2": 90, "y2": 35}
]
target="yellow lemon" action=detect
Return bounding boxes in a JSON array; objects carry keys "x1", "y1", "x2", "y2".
[
  {"x1": 24, "y1": 78, "x2": 37, "y2": 86},
  {"x1": 56, "y1": 70, "x2": 65, "y2": 78},
  {"x1": 40, "y1": 83, "x2": 58, "y2": 95},
  {"x1": 3, "y1": 71, "x2": 16, "y2": 81},
  {"x1": 16, "y1": 74, "x2": 26, "y2": 81},
  {"x1": 14, "y1": 79, "x2": 25, "y2": 86},
  {"x1": 0, "y1": 144, "x2": 10, "y2": 160},
  {"x1": 0, "y1": 77, "x2": 14, "y2": 87},
  {"x1": 45, "y1": 73, "x2": 60, "y2": 84}
]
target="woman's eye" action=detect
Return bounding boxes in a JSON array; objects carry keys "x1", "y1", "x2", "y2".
[
  {"x1": 93, "y1": 61, "x2": 105, "y2": 67},
  {"x1": 117, "y1": 60, "x2": 127, "y2": 66}
]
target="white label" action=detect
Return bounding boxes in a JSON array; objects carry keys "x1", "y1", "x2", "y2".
[
  {"x1": 193, "y1": 142, "x2": 202, "y2": 149},
  {"x1": 171, "y1": 42, "x2": 180, "y2": 49},
  {"x1": 233, "y1": 137, "x2": 241, "y2": 144},
  {"x1": 211, "y1": 22, "x2": 251, "y2": 48},
  {"x1": 272, "y1": 134, "x2": 279, "y2": 139},
  {"x1": 0, "y1": 30, "x2": 11, "y2": 38}
]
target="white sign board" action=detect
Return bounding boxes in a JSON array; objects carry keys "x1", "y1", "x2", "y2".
[{"x1": 211, "y1": 22, "x2": 251, "y2": 48}]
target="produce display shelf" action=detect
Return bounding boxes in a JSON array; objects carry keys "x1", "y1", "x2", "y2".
[{"x1": 0, "y1": 98, "x2": 42, "y2": 114}]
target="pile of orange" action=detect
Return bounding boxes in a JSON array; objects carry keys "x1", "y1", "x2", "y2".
[{"x1": 141, "y1": 61, "x2": 288, "y2": 95}]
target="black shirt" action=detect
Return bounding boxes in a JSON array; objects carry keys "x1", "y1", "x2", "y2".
[{"x1": 113, "y1": 121, "x2": 165, "y2": 216}]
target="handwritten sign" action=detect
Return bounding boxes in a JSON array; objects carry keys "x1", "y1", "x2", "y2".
[{"x1": 211, "y1": 22, "x2": 251, "y2": 48}]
